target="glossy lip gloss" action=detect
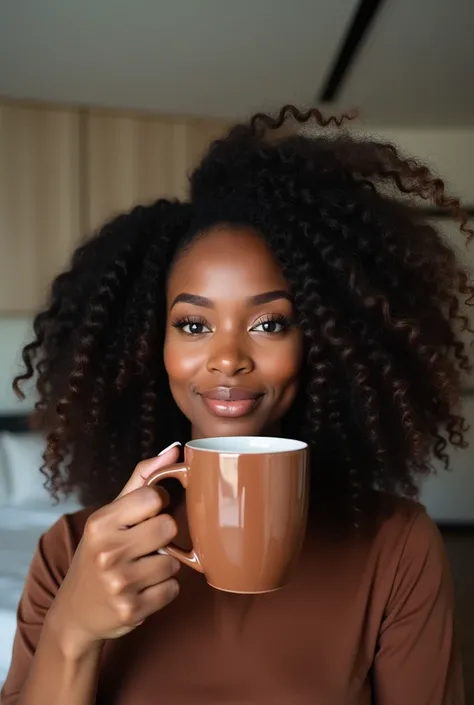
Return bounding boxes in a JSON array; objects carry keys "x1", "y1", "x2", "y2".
[{"x1": 199, "y1": 386, "x2": 263, "y2": 418}]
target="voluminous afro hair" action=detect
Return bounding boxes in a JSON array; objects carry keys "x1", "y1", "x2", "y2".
[{"x1": 14, "y1": 106, "x2": 474, "y2": 529}]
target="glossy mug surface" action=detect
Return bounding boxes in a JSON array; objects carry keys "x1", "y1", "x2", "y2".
[{"x1": 147, "y1": 436, "x2": 309, "y2": 594}]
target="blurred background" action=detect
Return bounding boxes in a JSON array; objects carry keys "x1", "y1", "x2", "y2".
[{"x1": 0, "y1": 0, "x2": 473, "y2": 696}]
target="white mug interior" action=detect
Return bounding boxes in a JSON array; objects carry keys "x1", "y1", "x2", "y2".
[{"x1": 187, "y1": 436, "x2": 307, "y2": 454}]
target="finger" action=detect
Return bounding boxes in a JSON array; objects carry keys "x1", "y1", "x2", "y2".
[
  {"x1": 120, "y1": 513, "x2": 178, "y2": 559},
  {"x1": 136, "y1": 578, "x2": 180, "y2": 619},
  {"x1": 105, "y1": 487, "x2": 176, "y2": 529},
  {"x1": 125, "y1": 554, "x2": 181, "y2": 592},
  {"x1": 118, "y1": 442, "x2": 181, "y2": 498}
]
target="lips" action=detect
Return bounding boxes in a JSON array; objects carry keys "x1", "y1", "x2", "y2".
[
  {"x1": 200, "y1": 387, "x2": 262, "y2": 401},
  {"x1": 198, "y1": 387, "x2": 263, "y2": 418}
]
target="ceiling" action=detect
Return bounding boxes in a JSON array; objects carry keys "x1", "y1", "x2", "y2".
[
  {"x1": 339, "y1": 0, "x2": 474, "y2": 126},
  {"x1": 0, "y1": 0, "x2": 473, "y2": 126}
]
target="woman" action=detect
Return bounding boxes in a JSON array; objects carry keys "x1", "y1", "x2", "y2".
[{"x1": 2, "y1": 107, "x2": 470, "y2": 704}]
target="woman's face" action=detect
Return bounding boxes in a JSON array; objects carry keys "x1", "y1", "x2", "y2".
[{"x1": 164, "y1": 225, "x2": 303, "y2": 439}]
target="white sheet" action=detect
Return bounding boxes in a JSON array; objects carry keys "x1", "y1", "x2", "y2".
[{"x1": 0, "y1": 499, "x2": 81, "y2": 685}]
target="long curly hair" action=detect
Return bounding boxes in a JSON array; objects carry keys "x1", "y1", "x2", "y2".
[{"x1": 14, "y1": 106, "x2": 474, "y2": 528}]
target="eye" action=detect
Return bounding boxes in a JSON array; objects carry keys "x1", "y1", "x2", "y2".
[
  {"x1": 182, "y1": 321, "x2": 210, "y2": 335},
  {"x1": 172, "y1": 317, "x2": 212, "y2": 335},
  {"x1": 250, "y1": 315, "x2": 292, "y2": 334}
]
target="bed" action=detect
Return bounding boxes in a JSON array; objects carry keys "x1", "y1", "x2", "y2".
[{"x1": 0, "y1": 416, "x2": 81, "y2": 686}]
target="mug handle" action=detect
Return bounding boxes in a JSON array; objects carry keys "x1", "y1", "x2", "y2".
[{"x1": 146, "y1": 463, "x2": 203, "y2": 574}]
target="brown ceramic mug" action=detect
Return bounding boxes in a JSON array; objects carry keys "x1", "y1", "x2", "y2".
[{"x1": 146, "y1": 436, "x2": 309, "y2": 594}]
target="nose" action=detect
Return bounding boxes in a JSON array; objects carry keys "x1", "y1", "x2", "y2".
[{"x1": 206, "y1": 334, "x2": 254, "y2": 377}]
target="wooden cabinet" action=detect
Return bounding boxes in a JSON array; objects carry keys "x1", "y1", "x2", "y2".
[
  {"x1": 0, "y1": 103, "x2": 81, "y2": 313},
  {"x1": 84, "y1": 111, "x2": 228, "y2": 233},
  {"x1": 0, "y1": 101, "x2": 228, "y2": 313}
]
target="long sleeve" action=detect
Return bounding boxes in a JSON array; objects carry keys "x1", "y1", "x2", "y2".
[
  {"x1": 1, "y1": 510, "x2": 90, "y2": 704},
  {"x1": 373, "y1": 510, "x2": 464, "y2": 705}
]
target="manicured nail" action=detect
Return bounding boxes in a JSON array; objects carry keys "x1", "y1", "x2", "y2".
[{"x1": 158, "y1": 441, "x2": 181, "y2": 456}]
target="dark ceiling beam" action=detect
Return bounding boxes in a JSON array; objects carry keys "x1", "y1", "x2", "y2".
[{"x1": 319, "y1": 0, "x2": 386, "y2": 102}]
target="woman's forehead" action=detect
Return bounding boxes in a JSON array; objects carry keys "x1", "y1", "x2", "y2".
[{"x1": 167, "y1": 226, "x2": 290, "y2": 299}]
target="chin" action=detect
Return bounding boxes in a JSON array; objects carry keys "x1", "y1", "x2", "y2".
[{"x1": 194, "y1": 418, "x2": 272, "y2": 439}]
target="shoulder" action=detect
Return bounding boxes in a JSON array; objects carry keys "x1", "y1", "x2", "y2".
[
  {"x1": 33, "y1": 506, "x2": 95, "y2": 584},
  {"x1": 306, "y1": 497, "x2": 444, "y2": 589},
  {"x1": 367, "y1": 508, "x2": 462, "y2": 702},
  {"x1": 0, "y1": 507, "x2": 96, "y2": 701},
  {"x1": 370, "y1": 497, "x2": 451, "y2": 615},
  {"x1": 374, "y1": 496, "x2": 443, "y2": 558},
  {"x1": 10, "y1": 507, "x2": 95, "y2": 642},
  {"x1": 44, "y1": 506, "x2": 95, "y2": 546}
]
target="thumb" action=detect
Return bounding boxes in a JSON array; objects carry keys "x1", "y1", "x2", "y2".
[{"x1": 117, "y1": 442, "x2": 181, "y2": 498}]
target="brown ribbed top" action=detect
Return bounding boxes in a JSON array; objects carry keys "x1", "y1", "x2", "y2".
[{"x1": 2, "y1": 499, "x2": 464, "y2": 704}]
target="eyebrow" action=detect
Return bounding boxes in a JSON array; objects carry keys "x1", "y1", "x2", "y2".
[
  {"x1": 249, "y1": 290, "x2": 293, "y2": 306},
  {"x1": 170, "y1": 290, "x2": 293, "y2": 310},
  {"x1": 170, "y1": 293, "x2": 214, "y2": 309}
]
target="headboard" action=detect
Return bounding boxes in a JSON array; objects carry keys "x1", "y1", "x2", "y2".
[{"x1": 0, "y1": 415, "x2": 31, "y2": 433}]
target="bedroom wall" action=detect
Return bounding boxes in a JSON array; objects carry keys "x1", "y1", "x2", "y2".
[
  {"x1": 351, "y1": 125, "x2": 474, "y2": 522},
  {"x1": 0, "y1": 317, "x2": 35, "y2": 413},
  {"x1": 1, "y1": 121, "x2": 473, "y2": 520},
  {"x1": 356, "y1": 125, "x2": 474, "y2": 201}
]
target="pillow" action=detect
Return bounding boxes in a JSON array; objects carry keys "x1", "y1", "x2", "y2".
[
  {"x1": 0, "y1": 440, "x2": 9, "y2": 504},
  {"x1": 0, "y1": 432, "x2": 51, "y2": 506}
]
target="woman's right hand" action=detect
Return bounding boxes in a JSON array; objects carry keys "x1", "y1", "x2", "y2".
[{"x1": 45, "y1": 445, "x2": 182, "y2": 659}]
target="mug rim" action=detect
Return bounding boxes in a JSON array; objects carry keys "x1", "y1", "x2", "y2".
[{"x1": 186, "y1": 436, "x2": 308, "y2": 455}]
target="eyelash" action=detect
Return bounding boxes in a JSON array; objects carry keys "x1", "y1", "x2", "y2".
[
  {"x1": 172, "y1": 316, "x2": 210, "y2": 335},
  {"x1": 253, "y1": 314, "x2": 293, "y2": 334},
  {"x1": 171, "y1": 314, "x2": 293, "y2": 336}
]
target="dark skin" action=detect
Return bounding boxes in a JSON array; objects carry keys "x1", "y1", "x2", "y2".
[
  {"x1": 165, "y1": 225, "x2": 304, "y2": 439},
  {"x1": 21, "y1": 226, "x2": 303, "y2": 705}
]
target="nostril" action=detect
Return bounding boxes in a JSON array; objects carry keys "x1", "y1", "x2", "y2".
[
  {"x1": 206, "y1": 348, "x2": 254, "y2": 376},
  {"x1": 210, "y1": 361, "x2": 253, "y2": 376}
]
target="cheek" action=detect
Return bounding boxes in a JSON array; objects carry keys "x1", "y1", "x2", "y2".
[
  {"x1": 258, "y1": 334, "x2": 304, "y2": 385},
  {"x1": 164, "y1": 333, "x2": 202, "y2": 386}
]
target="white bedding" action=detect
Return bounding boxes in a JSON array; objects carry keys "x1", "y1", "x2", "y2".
[{"x1": 0, "y1": 499, "x2": 81, "y2": 685}]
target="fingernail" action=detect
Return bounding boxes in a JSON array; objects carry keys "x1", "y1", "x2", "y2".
[{"x1": 158, "y1": 441, "x2": 181, "y2": 456}]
